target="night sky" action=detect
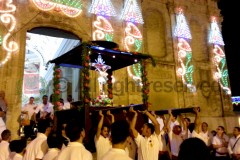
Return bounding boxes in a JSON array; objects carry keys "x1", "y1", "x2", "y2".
[{"x1": 218, "y1": 1, "x2": 240, "y2": 96}]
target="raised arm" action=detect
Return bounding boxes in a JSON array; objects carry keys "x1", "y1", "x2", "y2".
[
  {"x1": 179, "y1": 114, "x2": 187, "y2": 132},
  {"x1": 145, "y1": 110, "x2": 160, "y2": 135},
  {"x1": 106, "y1": 110, "x2": 114, "y2": 123},
  {"x1": 122, "y1": 110, "x2": 130, "y2": 122},
  {"x1": 166, "y1": 109, "x2": 173, "y2": 133},
  {"x1": 193, "y1": 107, "x2": 201, "y2": 133},
  {"x1": 129, "y1": 107, "x2": 138, "y2": 138},
  {"x1": 179, "y1": 114, "x2": 188, "y2": 139},
  {"x1": 96, "y1": 110, "x2": 104, "y2": 140}
]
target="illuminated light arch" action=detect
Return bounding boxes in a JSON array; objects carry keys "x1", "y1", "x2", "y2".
[
  {"x1": 89, "y1": 0, "x2": 116, "y2": 17},
  {"x1": 89, "y1": 0, "x2": 116, "y2": 41},
  {"x1": 0, "y1": 0, "x2": 18, "y2": 67},
  {"x1": 209, "y1": 17, "x2": 230, "y2": 95},
  {"x1": 31, "y1": 0, "x2": 82, "y2": 17},
  {"x1": 32, "y1": 0, "x2": 56, "y2": 11},
  {"x1": 174, "y1": 8, "x2": 195, "y2": 92},
  {"x1": 92, "y1": 16, "x2": 114, "y2": 41},
  {"x1": 127, "y1": 63, "x2": 142, "y2": 86},
  {"x1": 212, "y1": 45, "x2": 231, "y2": 95},
  {"x1": 121, "y1": 0, "x2": 144, "y2": 24},
  {"x1": 209, "y1": 17, "x2": 224, "y2": 46},
  {"x1": 121, "y1": 0, "x2": 144, "y2": 85},
  {"x1": 174, "y1": 8, "x2": 192, "y2": 39},
  {"x1": 124, "y1": 22, "x2": 142, "y2": 52},
  {"x1": 176, "y1": 38, "x2": 194, "y2": 91}
]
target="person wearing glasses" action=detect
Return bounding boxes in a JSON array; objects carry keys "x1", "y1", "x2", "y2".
[{"x1": 212, "y1": 126, "x2": 230, "y2": 160}]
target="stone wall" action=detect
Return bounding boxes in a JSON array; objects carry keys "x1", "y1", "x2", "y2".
[{"x1": 0, "y1": 0, "x2": 237, "y2": 139}]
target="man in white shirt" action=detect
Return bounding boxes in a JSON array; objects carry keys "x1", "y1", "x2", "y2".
[
  {"x1": 199, "y1": 122, "x2": 211, "y2": 146},
  {"x1": 43, "y1": 135, "x2": 63, "y2": 160},
  {"x1": 228, "y1": 127, "x2": 240, "y2": 160},
  {"x1": 9, "y1": 139, "x2": 27, "y2": 160},
  {"x1": 0, "y1": 107, "x2": 6, "y2": 136},
  {"x1": 167, "y1": 110, "x2": 187, "y2": 160},
  {"x1": 23, "y1": 119, "x2": 52, "y2": 160},
  {"x1": 57, "y1": 120, "x2": 92, "y2": 160},
  {"x1": 63, "y1": 95, "x2": 72, "y2": 110},
  {"x1": 212, "y1": 126, "x2": 229, "y2": 158},
  {"x1": 95, "y1": 110, "x2": 114, "y2": 160},
  {"x1": 188, "y1": 108, "x2": 211, "y2": 147},
  {"x1": 0, "y1": 129, "x2": 11, "y2": 160},
  {"x1": 21, "y1": 97, "x2": 37, "y2": 139},
  {"x1": 169, "y1": 113, "x2": 179, "y2": 131},
  {"x1": 35, "y1": 95, "x2": 54, "y2": 121},
  {"x1": 129, "y1": 107, "x2": 162, "y2": 160},
  {"x1": 101, "y1": 120, "x2": 132, "y2": 160}
]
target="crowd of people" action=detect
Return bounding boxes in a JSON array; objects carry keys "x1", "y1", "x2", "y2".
[{"x1": 0, "y1": 92, "x2": 240, "y2": 160}]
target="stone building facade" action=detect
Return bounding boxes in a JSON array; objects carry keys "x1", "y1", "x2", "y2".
[{"x1": 0, "y1": 0, "x2": 237, "y2": 139}]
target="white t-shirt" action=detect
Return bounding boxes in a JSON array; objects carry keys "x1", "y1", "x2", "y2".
[
  {"x1": 101, "y1": 148, "x2": 132, "y2": 160},
  {"x1": 212, "y1": 134, "x2": 229, "y2": 156},
  {"x1": 125, "y1": 137, "x2": 137, "y2": 159},
  {"x1": 228, "y1": 135, "x2": 240, "y2": 155},
  {"x1": 135, "y1": 133, "x2": 161, "y2": 160},
  {"x1": 57, "y1": 142, "x2": 92, "y2": 160},
  {"x1": 170, "y1": 121, "x2": 180, "y2": 130},
  {"x1": 12, "y1": 153, "x2": 23, "y2": 160},
  {"x1": 63, "y1": 102, "x2": 71, "y2": 110},
  {"x1": 35, "y1": 103, "x2": 54, "y2": 118},
  {"x1": 0, "y1": 140, "x2": 10, "y2": 160},
  {"x1": 0, "y1": 117, "x2": 6, "y2": 137},
  {"x1": 199, "y1": 131, "x2": 211, "y2": 146},
  {"x1": 43, "y1": 148, "x2": 60, "y2": 160},
  {"x1": 159, "y1": 130, "x2": 168, "y2": 151},
  {"x1": 23, "y1": 133, "x2": 48, "y2": 160},
  {"x1": 191, "y1": 130, "x2": 203, "y2": 140},
  {"x1": 169, "y1": 130, "x2": 185, "y2": 156},
  {"x1": 22, "y1": 103, "x2": 37, "y2": 120},
  {"x1": 95, "y1": 135, "x2": 112, "y2": 160}
]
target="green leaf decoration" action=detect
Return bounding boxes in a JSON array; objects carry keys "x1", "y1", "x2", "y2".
[
  {"x1": 105, "y1": 34, "x2": 113, "y2": 41},
  {"x1": 135, "y1": 39, "x2": 142, "y2": 52}
]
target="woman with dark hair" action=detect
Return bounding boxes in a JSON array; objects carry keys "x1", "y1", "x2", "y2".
[{"x1": 178, "y1": 137, "x2": 211, "y2": 160}]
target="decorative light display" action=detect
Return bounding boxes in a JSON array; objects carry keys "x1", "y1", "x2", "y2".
[
  {"x1": 127, "y1": 63, "x2": 142, "y2": 86},
  {"x1": 32, "y1": 0, "x2": 82, "y2": 17},
  {"x1": 212, "y1": 45, "x2": 231, "y2": 94},
  {"x1": 120, "y1": 0, "x2": 144, "y2": 24},
  {"x1": 209, "y1": 17, "x2": 224, "y2": 46},
  {"x1": 174, "y1": 9, "x2": 195, "y2": 92},
  {"x1": 174, "y1": 9, "x2": 192, "y2": 40},
  {"x1": 0, "y1": 0, "x2": 18, "y2": 67},
  {"x1": 90, "y1": 0, "x2": 116, "y2": 41},
  {"x1": 209, "y1": 17, "x2": 231, "y2": 95},
  {"x1": 0, "y1": 35, "x2": 2, "y2": 45},
  {"x1": 92, "y1": 16, "x2": 114, "y2": 41},
  {"x1": 124, "y1": 22, "x2": 143, "y2": 52},
  {"x1": 232, "y1": 96, "x2": 240, "y2": 106},
  {"x1": 121, "y1": 0, "x2": 144, "y2": 85},
  {"x1": 89, "y1": 0, "x2": 116, "y2": 17}
]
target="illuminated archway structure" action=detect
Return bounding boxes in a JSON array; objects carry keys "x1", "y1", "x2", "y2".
[
  {"x1": 209, "y1": 17, "x2": 231, "y2": 95},
  {"x1": 89, "y1": 0, "x2": 116, "y2": 41},
  {"x1": 0, "y1": 0, "x2": 18, "y2": 67},
  {"x1": 31, "y1": 0, "x2": 82, "y2": 17},
  {"x1": 121, "y1": 0, "x2": 144, "y2": 86},
  {"x1": 174, "y1": 8, "x2": 195, "y2": 92}
]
